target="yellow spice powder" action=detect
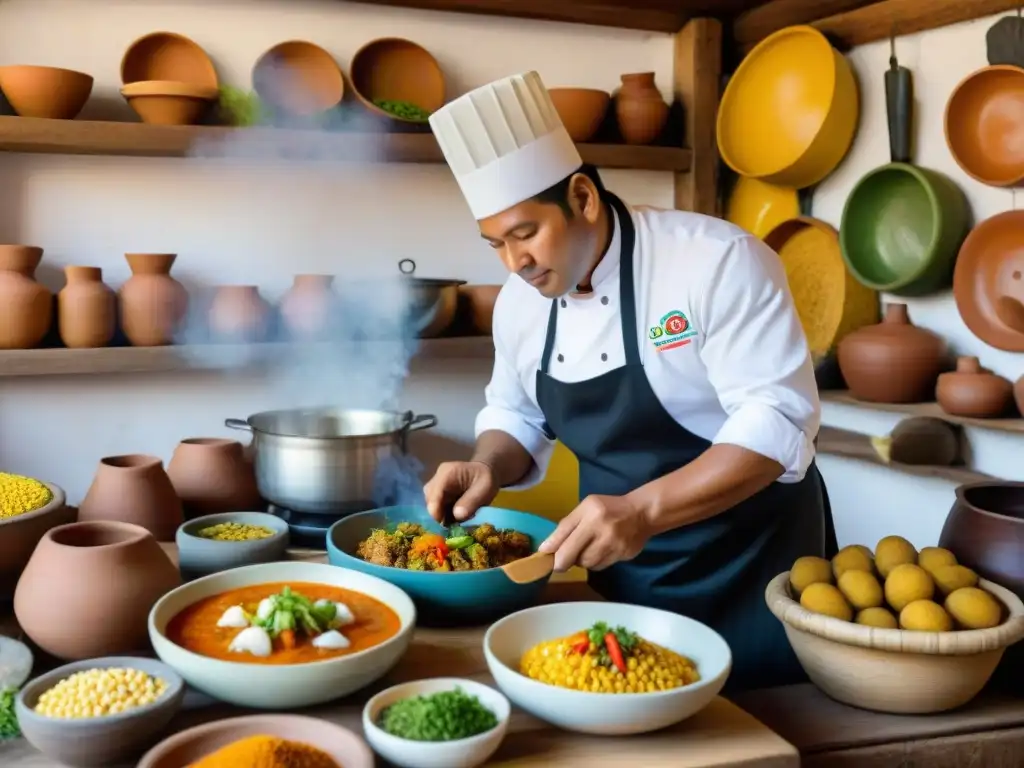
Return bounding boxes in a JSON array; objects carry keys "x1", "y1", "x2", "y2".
[{"x1": 0, "y1": 472, "x2": 53, "y2": 520}]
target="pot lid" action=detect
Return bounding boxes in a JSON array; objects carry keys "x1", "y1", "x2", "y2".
[{"x1": 953, "y1": 210, "x2": 1024, "y2": 352}]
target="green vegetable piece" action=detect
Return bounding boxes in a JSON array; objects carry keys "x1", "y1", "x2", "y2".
[
  {"x1": 445, "y1": 535, "x2": 474, "y2": 550},
  {"x1": 0, "y1": 687, "x2": 19, "y2": 740},
  {"x1": 378, "y1": 687, "x2": 498, "y2": 742}
]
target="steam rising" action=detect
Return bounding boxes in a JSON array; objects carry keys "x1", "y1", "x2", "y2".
[{"x1": 174, "y1": 79, "x2": 435, "y2": 510}]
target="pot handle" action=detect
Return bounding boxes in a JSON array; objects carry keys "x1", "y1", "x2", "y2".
[
  {"x1": 404, "y1": 412, "x2": 438, "y2": 432},
  {"x1": 225, "y1": 418, "x2": 253, "y2": 433}
]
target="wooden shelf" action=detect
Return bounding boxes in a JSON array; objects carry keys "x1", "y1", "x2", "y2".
[
  {"x1": 0, "y1": 117, "x2": 692, "y2": 172},
  {"x1": 0, "y1": 338, "x2": 494, "y2": 378},
  {"x1": 816, "y1": 426, "x2": 992, "y2": 483},
  {"x1": 821, "y1": 391, "x2": 1024, "y2": 435}
]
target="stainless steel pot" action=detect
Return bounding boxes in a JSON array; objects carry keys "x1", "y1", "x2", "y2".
[
  {"x1": 226, "y1": 407, "x2": 437, "y2": 514},
  {"x1": 398, "y1": 258, "x2": 465, "y2": 338}
]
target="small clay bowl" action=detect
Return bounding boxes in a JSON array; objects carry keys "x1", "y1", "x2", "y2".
[
  {"x1": 121, "y1": 31, "x2": 218, "y2": 88},
  {"x1": 16, "y1": 656, "x2": 185, "y2": 768},
  {"x1": 945, "y1": 65, "x2": 1024, "y2": 187},
  {"x1": 252, "y1": 40, "x2": 345, "y2": 117},
  {"x1": 139, "y1": 714, "x2": 373, "y2": 767},
  {"x1": 548, "y1": 88, "x2": 610, "y2": 142},
  {"x1": 120, "y1": 80, "x2": 218, "y2": 125},
  {"x1": 175, "y1": 511, "x2": 288, "y2": 581},
  {"x1": 0, "y1": 482, "x2": 73, "y2": 600},
  {"x1": 0, "y1": 65, "x2": 93, "y2": 119},
  {"x1": 349, "y1": 37, "x2": 444, "y2": 124}
]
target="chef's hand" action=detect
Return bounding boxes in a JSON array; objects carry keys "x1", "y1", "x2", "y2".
[
  {"x1": 538, "y1": 494, "x2": 650, "y2": 572},
  {"x1": 424, "y1": 461, "x2": 499, "y2": 524}
]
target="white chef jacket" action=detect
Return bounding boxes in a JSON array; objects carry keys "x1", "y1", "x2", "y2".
[{"x1": 475, "y1": 202, "x2": 821, "y2": 490}]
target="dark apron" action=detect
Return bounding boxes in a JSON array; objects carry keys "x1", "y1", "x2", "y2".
[{"x1": 534, "y1": 192, "x2": 839, "y2": 693}]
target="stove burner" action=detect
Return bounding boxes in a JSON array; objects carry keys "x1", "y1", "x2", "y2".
[{"x1": 268, "y1": 504, "x2": 373, "y2": 550}]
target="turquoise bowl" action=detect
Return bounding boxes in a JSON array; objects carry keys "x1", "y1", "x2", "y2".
[{"x1": 327, "y1": 505, "x2": 558, "y2": 627}]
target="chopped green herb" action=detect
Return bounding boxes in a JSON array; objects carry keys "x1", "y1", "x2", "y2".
[
  {"x1": 378, "y1": 687, "x2": 498, "y2": 742},
  {"x1": 372, "y1": 98, "x2": 431, "y2": 122},
  {"x1": 0, "y1": 687, "x2": 19, "y2": 740},
  {"x1": 250, "y1": 586, "x2": 336, "y2": 638},
  {"x1": 587, "y1": 622, "x2": 639, "y2": 671}
]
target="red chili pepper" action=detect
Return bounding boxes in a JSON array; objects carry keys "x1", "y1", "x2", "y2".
[
  {"x1": 571, "y1": 639, "x2": 590, "y2": 654},
  {"x1": 435, "y1": 543, "x2": 449, "y2": 561},
  {"x1": 605, "y1": 632, "x2": 627, "y2": 674}
]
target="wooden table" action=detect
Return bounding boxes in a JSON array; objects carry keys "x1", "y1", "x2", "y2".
[{"x1": 0, "y1": 558, "x2": 798, "y2": 767}]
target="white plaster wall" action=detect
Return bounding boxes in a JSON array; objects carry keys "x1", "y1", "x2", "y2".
[
  {"x1": 0, "y1": 0, "x2": 676, "y2": 501},
  {"x1": 813, "y1": 13, "x2": 1024, "y2": 551}
]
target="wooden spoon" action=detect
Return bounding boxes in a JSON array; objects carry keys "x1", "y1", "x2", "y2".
[
  {"x1": 501, "y1": 552, "x2": 555, "y2": 585},
  {"x1": 996, "y1": 295, "x2": 1024, "y2": 335}
]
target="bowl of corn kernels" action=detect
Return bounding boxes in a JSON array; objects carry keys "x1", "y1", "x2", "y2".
[
  {"x1": 175, "y1": 511, "x2": 289, "y2": 581},
  {"x1": 16, "y1": 656, "x2": 185, "y2": 767},
  {"x1": 0, "y1": 473, "x2": 73, "y2": 599}
]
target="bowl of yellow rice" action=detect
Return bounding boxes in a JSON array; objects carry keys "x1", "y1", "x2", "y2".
[
  {"x1": 0, "y1": 473, "x2": 72, "y2": 599},
  {"x1": 483, "y1": 601, "x2": 731, "y2": 734}
]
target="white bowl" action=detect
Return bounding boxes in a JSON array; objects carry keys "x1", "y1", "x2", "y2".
[
  {"x1": 148, "y1": 561, "x2": 416, "y2": 709},
  {"x1": 363, "y1": 678, "x2": 510, "y2": 768},
  {"x1": 483, "y1": 601, "x2": 731, "y2": 735}
]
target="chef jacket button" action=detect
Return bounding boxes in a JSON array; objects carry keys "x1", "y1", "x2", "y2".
[
  {"x1": 560, "y1": 299, "x2": 567, "y2": 308},
  {"x1": 601, "y1": 353, "x2": 608, "y2": 362},
  {"x1": 601, "y1": 296, "x2": 609, "y2": 305},
  {"x1": 557, "y1": 354, "x2": 564, "y2": 363}
]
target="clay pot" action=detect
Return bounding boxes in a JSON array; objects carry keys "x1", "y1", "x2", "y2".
[
  {"x1": 0, "y1": 65, "x2": 93, "y2": 119},
  {"x1": 836, "y1": 303, "x2": 948, "y2": 403},
  {"x1": 0, "y1": 483, "x2": 74, "y2": 600},
  {"x1": 208, "y1": 285, "x2": 272, "y2": 342},
  {"x1": 58, "y1": 266, "x2": 116, "y2": 349},
  {"x1": 121, "y1": 80, "x2": 219, "y2": 125},
  {"x1": 939, "y1": 481, "x2": 1024, "y2": 691},
  {"x1": 252, "y1": 41, "x2": 345, "y2": 117},
  {"x1": 548, "y1": 88, "x2": 610, "y2": 143},
  {"x1": 166, "y1": 438, "x2": 262, "y2": 518},
  {"x1": 118, "y1": 253, "x2": 189, "y2": 347},
  {"x1": 13, "y1": 521, "x2": 180, "y2": 660},
  {"x1": 78, "y1": 455, "x2": 184, "y2": 541},
  {"x1": 279, "y1": 274, "x2": 337, "y2": 340},
  {"x1": 615, "y1": 72, "x2": 669, "y2": 145},
  {"x1": 121, "y1": 31, "x2": 218, "y2": 88},
  {"x1": 1016, "y1": 374, "x2": 1024, "y2": 415},
  {"x1": 458, "y1": 285, "x2": 500, "y2": 335},
  {"x1": 0, "y1": 244, "x2": 52, "y2": 350},
  {"x1": 936, "y1": 356, "x2": 1015, "y2": 418}
]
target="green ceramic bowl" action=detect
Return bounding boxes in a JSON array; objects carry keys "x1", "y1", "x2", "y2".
[{"x1": 839, "y1": 162, "x2": 970, "y2": 296}]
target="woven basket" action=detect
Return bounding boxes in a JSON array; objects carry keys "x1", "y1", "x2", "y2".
[{"x1": 765, "y1": 571, "x2": 1024, "y2": 713}]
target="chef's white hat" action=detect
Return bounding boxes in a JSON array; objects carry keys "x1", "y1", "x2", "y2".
[{"x1": 429, "y1": 71, "x2": 584, "y2": 220}]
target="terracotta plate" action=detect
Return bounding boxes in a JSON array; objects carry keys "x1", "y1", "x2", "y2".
[
  {"x1": 953, "y1": 210, "x2": 1024, "y2": 352},
  {"x1": 137, "y1": 714, "x2": 374, "y2": 767}
]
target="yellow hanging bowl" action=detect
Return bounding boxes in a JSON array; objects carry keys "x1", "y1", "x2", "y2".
[
  {"x1": 725, "y1": 176, "x2": 801, "y2": 239},
  {"x1": 764, "y1": 217, "x2": 879, "y2": 362},
  {"x1": 717, "y1": 25, "x2": 860, "y2": 189}
]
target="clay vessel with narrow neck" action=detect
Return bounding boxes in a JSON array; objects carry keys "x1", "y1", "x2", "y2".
[
  {"x1": 118, "y1": 253, "x2": 189, "y2": 346},
  {"x1": 1015, "y1": 374, "x2": 1024, "y2": 416},
  {"x1": 166, "y1": 438, "x2": 262, "y2": 518},
  {"x1": 615, "y1": 72, "x2": 669, "y2": 145},
  {"x1": 78, "y1": 454, "x2": 184, "y2": 541},
  {"x1": 279, "y1": 274, "x2": 337, "y2": 340},
  {"x1": 0, "y1": 244, "x2": 52, "y2": 349},
  {"x1": 836, "y1": 303, "x2": 948, "y2": 403},
  {"x1": 58, "y1": 266, "x2": 116, "y2": 348},
  {"x1": 936, "y1": 356, "x2": 1015, "y2": 418},
  {"x1": 13, "y1": 521, "x2": 181, "y2": 660},
  {"x1": 208, "y1": 285, "x2": 271, "y2": 342}
]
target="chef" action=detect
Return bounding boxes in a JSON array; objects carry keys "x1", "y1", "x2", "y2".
[{"x1": 423, "y1": 71, "x2": 838, "y2": 692}]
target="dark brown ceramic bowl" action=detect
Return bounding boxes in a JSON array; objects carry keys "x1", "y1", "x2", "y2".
[
  {"x1": 137, "y1": 714, "x2": 374, "y2": 767},
  {"x1": 252, "y1": 40, "x2": 345, "y2": 117},
  {"x1": 953, "y1": 210, "x2": 1024, "y2": 352},
  {"x1": 0, "y1": 482, "x2": 73, "y2": 600},
  {"x1": 548, "y1": 88, "x2": 610, "y2": 142},
  {"x1": 349, "y1": 37, "x2": 445, "y2": 123},
  {"x1": 945, "y1": 65, "x2": 1024, "y2": 186}
]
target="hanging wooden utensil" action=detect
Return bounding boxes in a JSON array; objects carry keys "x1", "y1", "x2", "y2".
[
  {"x1": 885, "y1": 35, "x2": 913, "y2": 164},
  {"x1": 987, "y1": 10, "x2": 1024, "y2": 68}
]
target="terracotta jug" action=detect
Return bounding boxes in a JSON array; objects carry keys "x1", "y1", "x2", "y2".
[
  {"x1": 1015, "y1": 374, "x2": 1024, "y2": 416},
  {"x1": 458, "y1": 285, "x2": 500, "y2": 335},
  {"x1": 58, "y1": 266, "x2": 116, "y2": 348},
  {"x1": 118, "y1": 253, "x2": 189, "y2": 346},
  {"x1": 279, "y1": 274, "x2": 337, "y2": 340},
  {"x1": 615, "y1": 72, "x2": 669, "y2": 145},
  {"x1": 166, "y1": 438, "x2": 262, "y2": 518},
  {"x1": 78, "y1": 454, "x2": 184, "y2": 541},
  {"x1": 13, "y1": 520, "x2": 180, "y2": 660},
  {"x1": 936, "y1": 356, "x2": 1015, "y2": 418},
  {"x1": 208, "y1": 285, "x2": 271, "y2": 342},
  {"x1": 0, "y1": 244, "x2": 52, "y2": 349},
  {"x1": 836, "y1": 303, "x2": 947, "y2": 403}
]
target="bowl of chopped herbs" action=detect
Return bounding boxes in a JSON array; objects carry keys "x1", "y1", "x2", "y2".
[
  {"x1": 349, "y1": 37, "x2": 445, "y2": 126},
  {"x1": 362, "y1": 677, "x2": 509, "y2": 768}
]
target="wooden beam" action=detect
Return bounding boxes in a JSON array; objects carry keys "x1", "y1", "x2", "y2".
[
  {"x1": 741, "y1": 0, "x2": 1024, "y2": 53},
  {"x1": 733, "y1": 0, "x2": 883, "y2": 48},
  {"x1": 673, "y1": 17, "x2": 722, "y2": 216}
]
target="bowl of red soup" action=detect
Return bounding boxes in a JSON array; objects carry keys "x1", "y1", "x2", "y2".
[{"x1": 148, "y1": 561, "x2": 416, "y2": 709}]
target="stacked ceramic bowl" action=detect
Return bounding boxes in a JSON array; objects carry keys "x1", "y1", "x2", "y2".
[{"x1": 120, "y1": 32, "x2": 219, "y2": 125}]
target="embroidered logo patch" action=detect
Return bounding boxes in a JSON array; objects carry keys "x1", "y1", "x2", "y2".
[{"x1": 649, "y1": 310, "x2": 696, "y2": 352}]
